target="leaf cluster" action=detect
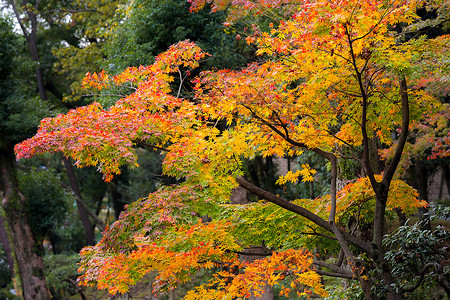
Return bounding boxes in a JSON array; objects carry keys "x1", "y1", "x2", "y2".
[
  {"x1": 17, "y1": 169, "x2": 70, "y2": 239},
  {"x1": 383, "y1": 208, "x2": 449, "y2": 294}
]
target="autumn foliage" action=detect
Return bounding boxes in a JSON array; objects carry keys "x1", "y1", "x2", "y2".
[{"x1": 15, "y1": 0, "x2": 449, "y2": 298}]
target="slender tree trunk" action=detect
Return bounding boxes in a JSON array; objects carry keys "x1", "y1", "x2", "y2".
[
  {"x1": 0, "y1": 147, "x2": 50, "y2": 300},
  {"x1": 373, "y1": 189, "x2": 403, "y2": 300},
  {"x1": 14, "y1": 0, "x2": 103, "y2": 243},
  {"x1": 443, "y1": 165, "x2": 450, "y2": 197},
  {"x1": 8, "y1": 0, "x2": 47, "y2": 101},
  {"x1": 110, "y1": 177, "x2": 126, "y2": 219},
  {"x1": 25, "y1": 34, "x2": 47, "y2": 101},
  {"x1": 368, "y1": 76, "x2": 409, "y2": 300},
  {"x1": 62, "y1": 156, "x2": 96, "y2": 246}
]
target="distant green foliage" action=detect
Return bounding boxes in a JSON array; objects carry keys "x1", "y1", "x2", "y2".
[
  {"x1": 113, "y1": 149, "x2": 170, "y2": 202},
  {"x1": 0, "y1": 17, "x2": 19, "y2": 85},
  {"x1": 18, "y1": 169, "x2": 69, "y2": 239},
  {"x1": 0, "y1": 16, "x2": 50, "y2": 146},
  {"x1": 324, "y1": 282, "x2": 365, "y2": 300},
  {"x1": 43, "y1": 254, "x2": 84, "y2": 298},
  {"x1": 0, "y1": 246, "x2": 11, "y2": 290},
  {"x1": 284, "y1": 152, "x2": 331, "y2": 200},
  {"x1": 105, "y1": 0, "x2": 249, "y2": 72},
  {"x1": 53, "y1": 217, "x2": 87, "y2": 253},
  {"x1": 74, "y1": 166, "x2": 108, "y2": 210},
  {"x1": 0, "y1": 286, "x2": 20, "y2": 300}
]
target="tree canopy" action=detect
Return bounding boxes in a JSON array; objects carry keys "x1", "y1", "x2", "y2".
[{"x1": 14, "y1": 0, "x2": 449, "y2": 299}]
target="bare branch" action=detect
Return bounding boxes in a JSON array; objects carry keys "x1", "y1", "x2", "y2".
[
  {"x1": 315, "y1": 269, "x2": 355, "y2": 279},
  {"x1": 313, "y1": 260, "x2": 354, "y2": 278},
  {"x1": 300, "y1": 229, "x2": 338, "y2": 241},
  {"x1": 331, "y1": 86, "x2": 363, "y2": 98},
  {"x1": 344, "y1": 23, "x2": 377, "y2": 188},
  {"x1": 138, "y1": 142, "x2": 169, "y2": 152},
  {"x1": 382, "y1": 75, "x2": 409, "y2": 186},
  {"x1": 59, "y1": 181, "x2": 106, "y2": 232}
]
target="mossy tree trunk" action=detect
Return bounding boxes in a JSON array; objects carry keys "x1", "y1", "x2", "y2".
[{"x1": 0, "y1": 147, "x2": 50, "y2": 300}]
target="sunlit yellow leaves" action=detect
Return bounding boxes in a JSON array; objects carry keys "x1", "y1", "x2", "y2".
[
  {"x1": 276, "y1": 164, "x2": 316, "y2": 185},
  {"x1": 277, "y1": 170, "x2": 301, "y2": 185},
  {"x1": 331, "y1": 175, "x2": 426, "y2": 224},
  {"x1": 336, "y1": 123, "x2": 362, "y2": 146},
  {"x1": 386, "y1": 1, "x2": 421, "y2": 26},
  {"x1": 298, "y1": 164, "x2": 317, "y2": 182},
  {"x1": 162, "y1": 123, "x2": 269, "y2": 204}
]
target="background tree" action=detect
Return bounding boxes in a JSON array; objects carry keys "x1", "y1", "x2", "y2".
[
  {"x1": 17, "y1": 169, "x2": 70, "y2": 252},
  {"x1": 0, "y1": 15, "x2": 51, "y2": 299},
  {"x1": 105, "y1": 0, "x2": 250, "y2": 72},
  {"x1": 1, "y1": 0, "x2": 125, "y2": 295},
  {"x1": 3, "y1": 0, "x2": 126, "y2": 248}
]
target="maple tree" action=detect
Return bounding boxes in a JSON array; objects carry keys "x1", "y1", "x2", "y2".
[{"x1": 15, "y1": 0, "x2": 449, "y2": 299}]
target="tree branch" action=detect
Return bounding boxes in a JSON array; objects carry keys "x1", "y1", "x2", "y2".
[
  {"x1": 313, "y1": 260, "x2": 354, "y2": 278},
  {"x1": 314, "y1": 269, "x2": 355, "y2": 279},
  {"x1": 240, "y1": 103, "x2": 335, "y2": 161},
  {"x1": 382, "y1": 75, "x2": 409, "y2": 186},
  {"x1": 8, "y1": 0, "x2": 29, "y2": 38},
  {"x1": 400, "y1": 262, "x2": 444, "y2": 293},
  {"x1": 300, "y1": 230, "x2": 337, "y2": 241},
  {"x1": 344, "y1": 23, "x2": 377, "y2": 189},
  {"x1": 60, "y1": 179, "x2": 106, "y2": 232},
  {"x1": 236, "y1": 176, "x2": 372, "y2": 254},
  {"x1": 138, "y1": 142, "x2": 169, "y2": 152}
]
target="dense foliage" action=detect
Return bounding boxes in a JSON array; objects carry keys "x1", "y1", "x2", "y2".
[{"x1": 8, "y1": 0, "x2": 450, "y2": 299}]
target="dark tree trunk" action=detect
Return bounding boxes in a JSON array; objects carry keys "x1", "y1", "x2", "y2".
[
  {"x1": 110, "y1": 177, "x2": 126, "y2": 219},
  {"x1": 355, "y1": 259, "x2": 378, "y2": 300},
  {"x1": 11, "y1": 0, "x2": 99, "y2": 245},
  {"x1": 62, "y1": 156, "x2": 96, "y2": 246},
  {"x1": 0, "y1": 148, "x2": 50, "y2": 300},
  {"x1": 0, "y1": 211, "x2": 23, "y2": 295},
  {"x1": 48, "y1": 231, "x2": 61, "y2": 254},
  {"x1": 8, "y1": 0, "x2": 47, "y2": 101},
  {"x1": 26, "y1": 35, "x2": 47, "y2": 101},
  {"x1": 11, "y1": 0, "x2": 100, "y2": 245},
  {"x1": 443, "y1": 165, "x2": 450, "y2": 197},
  {"x1": 414, "y1": 160, "x2": 431, "y2": 229}
]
